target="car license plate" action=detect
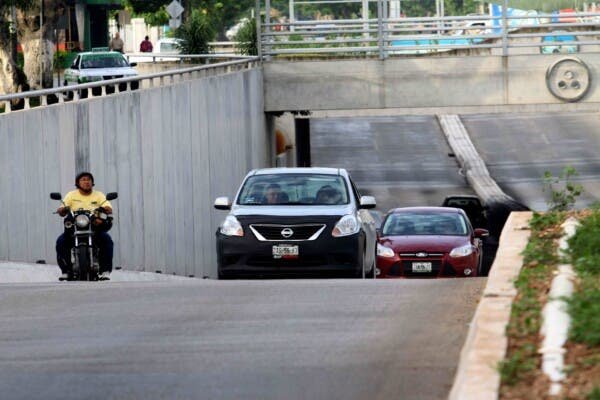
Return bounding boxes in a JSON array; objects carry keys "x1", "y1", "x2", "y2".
[
  {"x1": 273, "y1": 244, "x2": 299, "y2": 259},
  {"x1": 412, "y1": 262, "x2": 432, "y2": 273}
]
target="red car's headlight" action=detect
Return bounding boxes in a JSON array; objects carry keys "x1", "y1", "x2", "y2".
[
  {"x1": 449, "y1": 244, "x2": 474, "y2": 258},
  {"x1": 377, "y1": 243, "x2": 395, "y2": 258}
]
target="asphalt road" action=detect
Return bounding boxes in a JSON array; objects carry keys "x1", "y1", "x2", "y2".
[
  {"x1": 462, "y1": 111, "x2": 600, "y2": 210},
  {"x1": 0, "y1": 279, "x2": 484, "y2": 400},
  {"x1": 311, "y1": 116, "x2": 475, "y2": 213}
]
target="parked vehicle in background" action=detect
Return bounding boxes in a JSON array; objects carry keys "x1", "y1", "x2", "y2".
[
  {"x1": 441, "y1": 194, "x2": 487, "y2": 228},
  {"x1": 63, "y1": 49, "x2": 138, "y2": 97},
  {"x1": 541, "y1": 31, "x2": 578, "y2": 54},
  {"x1": 376, "y1": 207, "x2": 489, "y2": 278},
  {"x1": 214, "y1": 168, "x2": 378, "y2": 279}
]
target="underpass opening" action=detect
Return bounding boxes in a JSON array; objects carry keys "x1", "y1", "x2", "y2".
[{"x1": 275, "y1": 113, "x2": 532, "y2": 276}]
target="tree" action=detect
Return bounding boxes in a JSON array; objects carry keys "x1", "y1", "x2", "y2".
[
  {"x1": 0, "y1": 0, "x2": 31, "y2": 96},
  {"x1": 174, "y1": 8, "x2": 215, "y2": 56},
  {"x1": 234, "y1": 18, "x2": 257, "y2": 56},
  {"x1": 16, "y1": 0, "x2": 67, "y2": 90}
]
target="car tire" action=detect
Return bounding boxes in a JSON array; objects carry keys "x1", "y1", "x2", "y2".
[{"x1": 365, "y1": 247, "x2": 376, "y2": 278}]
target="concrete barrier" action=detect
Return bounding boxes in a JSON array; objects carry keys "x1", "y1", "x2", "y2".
[{"x1": 448, "y1": 211, "x2": 533, "y2": 400}]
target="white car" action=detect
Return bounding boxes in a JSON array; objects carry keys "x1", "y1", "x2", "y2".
[{"x1": 63, "y1": 50, "x2": 138, "y2": 96}]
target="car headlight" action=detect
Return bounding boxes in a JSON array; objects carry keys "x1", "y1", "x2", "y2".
[
  {"x1": 332, "y1": 214, "x2": 360, "y2": 237},
  {"x1": 75, "y1": 214, "x2": 90, "y2": 228},
  {"x1": 220, "y1": 215, "x2": 244, "y2": 237},
  {"x1": 377, "y1": 243, "x2": 395, "y2": 258},
  {"x1": 449, "y1": 244, "x2": 474, "y2": 258}
]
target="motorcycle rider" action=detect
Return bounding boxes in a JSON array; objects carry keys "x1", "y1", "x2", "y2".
[{"x1": 55, "y1": 172, "x2": 114, "y2": 281}]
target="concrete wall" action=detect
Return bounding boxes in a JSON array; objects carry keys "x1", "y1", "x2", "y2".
[
  {"x1": 0, "y1": 68, "x2": 268, "y2": 278},
  {"x1": 263, "y1": 54, "x2": 600, "y2": 112}
]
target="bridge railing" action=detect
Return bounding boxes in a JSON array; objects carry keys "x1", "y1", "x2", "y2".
[
  {"x1": 259, "y1": 9, "x2": 600, "y2": 58},
  {"x1": 0, "y1": 57, "x2": 259, "y2": 114}
]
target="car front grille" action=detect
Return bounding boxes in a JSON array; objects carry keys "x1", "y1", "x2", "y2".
[
  {"x1": 103, "y1": 75, "x2": 123, "y2": 80},
  {"x1": 249, "y1": 224, "x2": 326, "y2": 241}
]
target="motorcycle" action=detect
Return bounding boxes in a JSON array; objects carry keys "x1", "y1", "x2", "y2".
[{"x1": 50, "y1": 192, "x2": 118, "y2": 281}]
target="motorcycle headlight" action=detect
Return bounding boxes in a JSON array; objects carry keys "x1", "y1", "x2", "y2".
[
  {"x1": 75, "y1": 214, "x2": 90, "y2": 228},
  {"x1": 332, "y1": 215, "x2": 360, "y2": 237},
  {"x1": 220, "y1": 215, "x2": 244, "y2": 237},
  {"x1": 449, "y1": 244, "x2": 474, "y2": 258},
  {"x1": 377, "y1": 243, "x2": 395, "y2": 258}
]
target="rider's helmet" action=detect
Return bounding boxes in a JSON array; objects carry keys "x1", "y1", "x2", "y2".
[{"x1": 75, "y1": 171, "x2": 95, "y2": 189}]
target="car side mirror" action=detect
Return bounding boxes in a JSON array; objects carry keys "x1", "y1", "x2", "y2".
[
  {"x1": 359, "y1": 196, "x2": 376, "y2": 209},
  {"x1": 106, "y1": 192, "x2": 118, "y2": 201},
  {"x1": 474, "y1": 228, "x2": 489, "y2": 238},
  {"x1": 214, "y1": 196, "x2": 231, "y2": 210},
  {"x1": 50, "y1": 192, "x2": 62, "y2": 200},
  {"x1": 130, "y1": 62, "x2": 138, "y2": 67}
]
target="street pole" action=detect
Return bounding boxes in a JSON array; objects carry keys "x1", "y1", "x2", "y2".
[
  {"x1": 362, "y1": 0, "x2": 369, "y2": 40},
  {"x1": 40, "y1": 0, "x2": 43, "y2": 89},
  {"x1": 289, "y1": 0, "x2": 295, "y2": 32}
]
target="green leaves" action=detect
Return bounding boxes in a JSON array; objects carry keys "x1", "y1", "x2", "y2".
[
  {"x1": 174, "y1": 9, "x2": 215, "y2": 57},
  {"x1": 234, "y1": 18, "x2": 257, "y2": 56},
  {"x1": 542, "y1": 166, "x2": 584, "y2": 212}
]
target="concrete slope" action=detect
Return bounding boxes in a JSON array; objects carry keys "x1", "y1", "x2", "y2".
[
  {"x1": 310, "y1": 115, "x2": 474, "y2": 213},
  {"x1": 461, "y1": 111, "x2": 600, "y2": 210}
]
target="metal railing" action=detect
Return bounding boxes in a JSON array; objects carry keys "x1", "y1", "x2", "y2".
[
  {"x1": 259, "y1": 8, "x2": 600, "y2": 58},
  {"x1": 0, "y1": 58, "x2": 259, "y2": 114}
]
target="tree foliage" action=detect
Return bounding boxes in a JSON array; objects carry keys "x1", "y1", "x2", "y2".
[
  {"x1": 234, "y1": 18, "x2": 257, "y2": 56},
  {"x1": 174, "y1": 9, "x2": 215, "y2": 55}
]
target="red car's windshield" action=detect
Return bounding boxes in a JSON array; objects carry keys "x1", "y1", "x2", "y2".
[{"x1": 382, "y1": 213, "x2": 468, "y2": 236}]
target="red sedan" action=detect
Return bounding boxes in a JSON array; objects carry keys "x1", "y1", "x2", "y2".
[{"x1": 376, "y1": 207, "x2": 489, "y2": 278}]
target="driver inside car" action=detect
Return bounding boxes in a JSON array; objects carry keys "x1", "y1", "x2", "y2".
[{"x1": 316, "y1": 185, "x2": 342, "y2": 205}]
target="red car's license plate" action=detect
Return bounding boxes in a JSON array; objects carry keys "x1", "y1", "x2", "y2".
[{"x1": 412, "y1": 262, "x2": 432, "y2": 272}]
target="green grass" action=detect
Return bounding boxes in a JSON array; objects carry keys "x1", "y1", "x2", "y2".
[
  {"x1": 588, "y1": 386, "x2": 600, "y2": 400},
  {"x1": 566, "y1": 209, "x2": 600, "y2": 347},
  {"x1": 499, "y1": 212, "x2": 565, "y2": 386},
  {"x1": 498, "y1": 343, "x2": 537, "y2": 385}
]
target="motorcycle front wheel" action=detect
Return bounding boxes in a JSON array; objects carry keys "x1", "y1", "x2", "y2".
[{"x1": 76, "y1": 246, "x2": 92, "y2": 281}]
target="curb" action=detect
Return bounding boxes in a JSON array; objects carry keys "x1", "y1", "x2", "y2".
[{"x1": 448, "y1": 211, "x2": 533, "y2": 400}]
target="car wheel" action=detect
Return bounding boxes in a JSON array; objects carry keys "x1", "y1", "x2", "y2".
[
  {"x1": 364, "y1": 247, "x2": 376, "y2": 278},
  {"x1": 63, "y1": 81, "x2": 73, "y2": 100}
]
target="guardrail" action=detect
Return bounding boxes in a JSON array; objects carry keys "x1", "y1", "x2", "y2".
[
  {"x1": 124, "y1": 52, "x2": 252, "y2": 64},
  {"x1": 259, "y1": 8, "x2": 600, "y2": 58},
  {"x1": 0, "y1": 57, "x2": 259, "y2": 114}
]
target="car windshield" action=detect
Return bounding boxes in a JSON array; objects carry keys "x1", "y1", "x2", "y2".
[
  {"x1": 81, "y1": 54, "x2": 129, "y2": 69},
  {"x1": 382, "y1": 213, "x2": 468, "y2": 236},
  {"x1": 237, "y1": 173, "x2": 349, "y2": 206},
  {"x1": 160, "y1": 42, "x2": 180, "y2": 53}
]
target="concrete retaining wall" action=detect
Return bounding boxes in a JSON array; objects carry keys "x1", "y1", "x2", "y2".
[
  {"x1": 0, "y1": 68, "x2": 268, "y2": 278},
  {"x1": 264, "y1": 54, "x2": 600, "y2": 112}
]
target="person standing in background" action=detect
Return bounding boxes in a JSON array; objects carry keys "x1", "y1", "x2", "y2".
[
  {"x1": 109, "y1": 32, "x2": 124, "y2": 53},
  {"x1": 140, "y1": 36, "x2": 153, "y2": 52}
]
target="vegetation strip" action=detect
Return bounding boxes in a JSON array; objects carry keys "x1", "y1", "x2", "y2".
[{"x1": 499, "y1": 208, "x2": 600, "y2": 400}]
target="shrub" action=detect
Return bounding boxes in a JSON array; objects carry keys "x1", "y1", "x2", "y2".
[
  {"x1": 175, "y1": 9, "x2": 215, "y2": 57},
  {"x1": 234, "y1": 18, "x2": 257, "y2": 56},
  {"x1": 542, "y1": 166, "x2": 583, "y2": 211}
]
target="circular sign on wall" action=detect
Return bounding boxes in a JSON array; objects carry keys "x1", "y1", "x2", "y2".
[{"x1": 546, "y1": 57, "x2": 591, "y2": 102}]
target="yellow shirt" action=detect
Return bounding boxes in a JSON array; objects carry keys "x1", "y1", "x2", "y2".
[{"x1": 63, "y1": 190, "x2": 112, "y2": 212}]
